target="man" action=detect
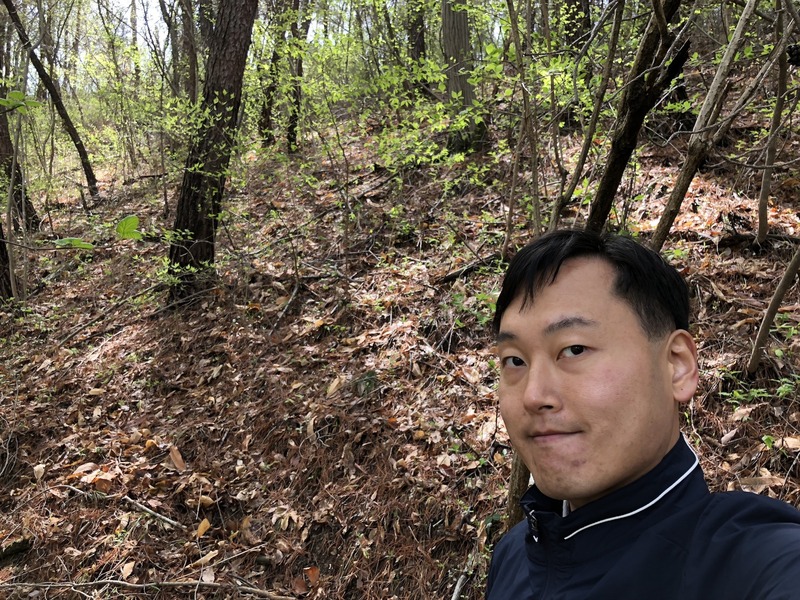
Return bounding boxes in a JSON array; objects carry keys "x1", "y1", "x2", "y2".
[{"x1": 487, "y1": 229, "x2": 800, "y2": 599}]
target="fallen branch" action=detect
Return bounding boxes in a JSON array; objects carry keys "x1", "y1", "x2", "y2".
[
  {"x1": 436, "y1": 253, "x2": 501, "y2": 285},
  {"x1": 122, "y1": 495, "x2": 186, "y2": 530},
  {"x1": 0, "y1": 579, "x2": 295, "y2": 599}
]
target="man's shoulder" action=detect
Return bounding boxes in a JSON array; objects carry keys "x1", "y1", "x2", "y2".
[
  {"x1": 683, "y1": 491, "x2": 800, "y2": 598},
  {"x1": 702, "y1": 490, "x2": 800, "y2": 526}
]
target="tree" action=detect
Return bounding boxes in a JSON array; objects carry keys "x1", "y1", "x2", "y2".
[
  {"x1": 649, "y1": 0, "x2": 787, "y2": 251},
  {"x1": 441, "y1": 0, "x2": 483, "y2": 151},
  {"x1": 1, "y1": 0, "x2": 99, "y2": 198},
  {"x1": 0, "y1": 218, "x2": 12, "y2": 299},
  {"x1": 0, "y1": 11, "x2": 38, "y2": 232},
  {"x1": 584, "y1": 0, "x2": 688, "y2": 233},
  {"x1": 167, "y1": 0, "x2": 259, "y2": 302}
]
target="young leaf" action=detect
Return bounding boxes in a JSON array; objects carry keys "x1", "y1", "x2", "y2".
[
  {"x1": 116, "y1": 215, "x2": 143, "y2": 240},
  {"x1": 54, "y1": 237, "x2": 94, "y2": 250}
]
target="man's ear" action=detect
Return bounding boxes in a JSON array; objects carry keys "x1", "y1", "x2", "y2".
[{"x1": 667, "y1": 330, "x2": 699, "y2": 404}]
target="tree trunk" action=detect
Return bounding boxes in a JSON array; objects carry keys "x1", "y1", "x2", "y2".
[
  {"x1": 747, "y1": 243, "x2": 800, "y2": 374},
  {"x1": 1, "y1": 0, "x2": 99, "y2": 199},
  {"x1": 287, "y1": 0, "x2": 311, "y2": 154},
  {"x1": 550, "y1": 0, "x2": 625, "y2": 231},
  {"x1": 0, "y1": 217, "x2": 12, "y2": 299},
  {"x1": 756, "y1": 0, "x2": 787, "y2": 246},
  {"x1": 650, "y1": 0, "x2": 765, "y2": 251},
  {"x1": 442, "y1": 0, "x2": 483, "y2": 151},
  {"x1": 0, "y1": 12, "x2": 37, "y2": 232},
  {"x1": 506, "y1": 453, "x2": 530, "y2": 530},
  {"x1": 585, "y1": 0, "x2": 686, "y2": 233},
  {"x1": 160, "y1": 0, "x2": 183, "y2": 95},
  {"x1": 168, "y1": 0, "x2": 258, "y2": 302},
  {"x1": 407, "y1": 0, "x2": 426, "y2": 63},
  {"x1": 179, "y1": 0, "x2": 198, "y2": 103},
  {"x1": 198, "y1": 0, "x2": 214, "y2": 50},
  {"x1": 258, "y1": 44, "x2": 282, "y2": 145}
]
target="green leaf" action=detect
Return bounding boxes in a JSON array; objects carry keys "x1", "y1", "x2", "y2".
[
  {"x1": 55, "y1": 237, "x2": 94, "y2": 250},
  {"x1": 8, "y1": 90, "x2": 25, "y2": 102},
  {"x1": 115, "y1": 215, "x2": 143, "y2": 240}
]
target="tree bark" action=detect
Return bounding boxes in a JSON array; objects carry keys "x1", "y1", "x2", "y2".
[
  {"x1": 1, "y1": 0, "x2": 99, "y2": 198},
  {"x1": 179, "y1": 0, "x2": 198, "y2": 103},
  {"x1": 0, "y1": 217, "x2": 12, "y2": 299},
  {"x1": 407, "y1": 0, "x2": 426, "y2": 63},
  {"x1": 585, "y1": 0, "x2": 686, "y2": 233},
  {"x1": 442, "y1": 0, "x2": 483, "y2": 151},
  {"x1": 650, "y1": 0, "x2": 765, "y2": 251},
  {"x1": 756, "y1": 0, "x2": 787, "y2": 246},
  {"x1": 168, "y1": 0, "x2": 258, "y2": 302},
  {"x1": 747, "y1": 243, "x2": 800, "y2": 374},
  {"x1": 287, "y1": 0, "x2": 311, "y2": 153}
]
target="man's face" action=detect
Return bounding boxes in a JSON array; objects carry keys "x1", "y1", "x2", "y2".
[{"x1": 496, "y1": 257, "x2": 697, "y2": 509}]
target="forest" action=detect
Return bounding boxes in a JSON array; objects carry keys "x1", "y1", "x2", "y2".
[{"x1": 0, "y1": 0, "x2": 799, "y2": 597}]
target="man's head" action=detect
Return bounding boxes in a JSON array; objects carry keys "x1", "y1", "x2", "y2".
[
  {"x1": 494, "y1": 230, "x2": 699, "y2": 509},
  {"x1": 493, "y1": 229, "x2": 690, "y2": 339}
]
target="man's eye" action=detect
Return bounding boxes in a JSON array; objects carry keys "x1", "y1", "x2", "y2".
[
  {"x1": 502, "y1": 356, "x2": 526, "y2": 368},
  {"x1": 561, "y1": 345, "x2": 586, "y2": 358}
]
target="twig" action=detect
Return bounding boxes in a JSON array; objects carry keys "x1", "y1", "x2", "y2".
[
  {"x1": 436, "y1": 253, "x2": 501, "y2": 285},
  {"x1": 0, "y1": 579, "x2": 294, "y2": 599},
  {"x1": 47, "y1": 486, "x2": 186, "y2": 531},
  {"x1": 122, "y1": 495, "x2": 186, "y2": 530},
  {"x1": 269, "y1": 280, "x2": 301, "y2": 335}
]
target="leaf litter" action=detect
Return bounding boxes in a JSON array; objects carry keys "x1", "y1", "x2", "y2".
[{"x1": 0, "y1": 134, "x2": 799, "y2": 599}]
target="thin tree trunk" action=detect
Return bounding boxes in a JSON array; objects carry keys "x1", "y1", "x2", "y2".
[
  {"x1": 1, "y1": 0, "x2": 99, "y2": 198},
  {"x1": 550, "y1": 0, "x2": 624, "y2": 230},
  {"x1": 442, "y1": 0, "x2": 483, "y2": 151},
  {"x1": 650, "y1": 0, "x2": 765, "y2": 251},
  {"x1": 585, "y1": 0, "x2": 687, "y2": 233},
  {"x1": 0, "y1": 217, "x2": 12, "y2": 299},
  {"x1": 0, "y1": 14, "x2": 37, "y2": 232},
  {"x1": 160, "y1": 0, "x2": 182, "y2": 95},
  {"x1": 506, "y1": 453, "x2": 530, "y2": 529},
  {"x1": 168, "y1": 0, "x2": 258, "y2": 302},
  {"x1": 747, "y1": 243, "x2": 800, "y2": 374},
  {"x1": 287, "y1": 0, "x2": 311, "y2": 154},
  {"x1": 756, "y1": 0, "x2": 787, "y2": 246},
  {"x1": 258, "y1": 44, "x2": 282, "y2": 145},
  {"x1": 179, "y1": 0, "x2": 198, "y2": 103}
]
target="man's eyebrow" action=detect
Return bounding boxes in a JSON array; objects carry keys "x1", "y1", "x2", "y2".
[
  {"x1": 496, "y1": 331, "x2": 517, "y2": 344},
  {"x1": 496, "y1": 316, "x2": 598, "y2": 344},
  {"x1": 543, "y1": 316, "x2": 598, "y2": 335}
]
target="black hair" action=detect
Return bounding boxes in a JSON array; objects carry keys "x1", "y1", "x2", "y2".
[{"x1": 492, "y1": 229, "x2": 690, "y2": 339}]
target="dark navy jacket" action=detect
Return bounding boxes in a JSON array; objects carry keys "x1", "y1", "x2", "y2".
[{"x1": 486, "y1": 437, "x2": 800, "y2": 599}]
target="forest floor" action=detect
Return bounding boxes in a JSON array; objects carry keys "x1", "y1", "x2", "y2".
[{"x1": 1, "y1": 125, "x2": 800, "y2": 599}]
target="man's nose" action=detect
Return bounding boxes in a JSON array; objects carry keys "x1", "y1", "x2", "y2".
[{"x1": 522, "y1": 360, "x2": 561, "y2": 412}]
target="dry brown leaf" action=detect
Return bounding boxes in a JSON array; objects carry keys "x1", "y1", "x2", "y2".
[
  {"x1": 196, "y1": 518, "x2": 211, "y2": 538},
  {"x1": 189, "y1": 550, "x2": 218, "y2": 568},
  {"x1": 292, "y1": 575, "x2": 309, "y2": 594},
  {"x1": 720, "y1": 428, "x2": 738, "y2": 445},
  {"x1": 87, "y1": 388, "x2": 105, "y2": 396},
  {"x1": 304, "y1": 565, "x2": 320, "y2": 586},
  {"x1": 121, "y1": 561, "x2": 135, "y2": 580},
  {"x1": 775, "y1": 437, "x2": 800, "y2": 450},
  {"x1": 740, "y1": 476, "x2": 784, "y2": 487},
  {"x1": 326, "y1": 376, "x2": 344, "y2": 397},
  {"x1": 169, "y1": 445, "x2": 187, "y2": 472},
  {"x1": 201, "y1": 566, "x2": 215, "y2": 583}
]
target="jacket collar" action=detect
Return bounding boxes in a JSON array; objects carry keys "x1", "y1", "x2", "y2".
[{"x1": 520, "y1": 435, "x2": 707, "y2": 543}]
